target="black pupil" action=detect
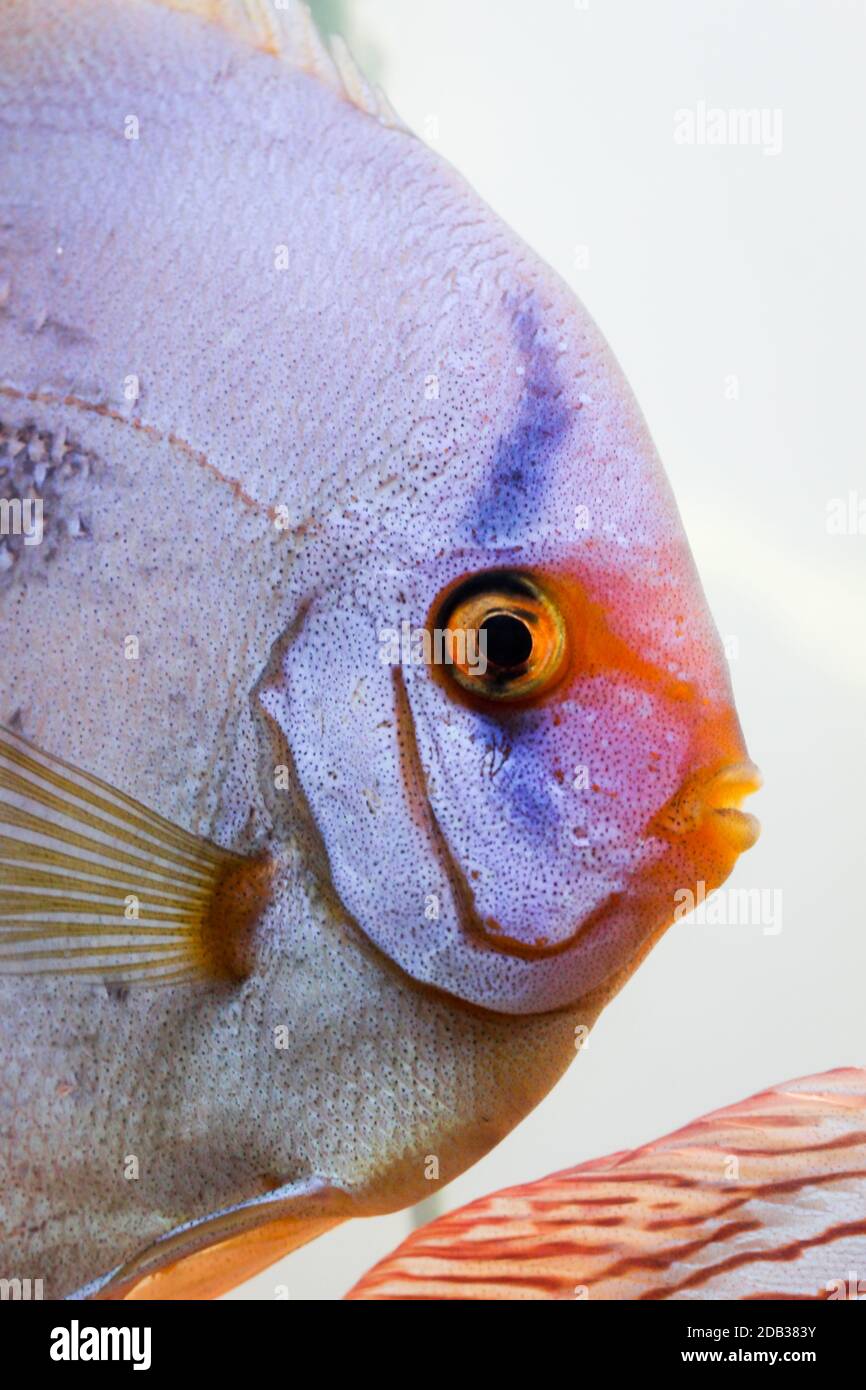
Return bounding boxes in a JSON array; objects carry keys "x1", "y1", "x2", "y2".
[{"x1": 480, "y1": 614, "x2": 533, "y2": 670}]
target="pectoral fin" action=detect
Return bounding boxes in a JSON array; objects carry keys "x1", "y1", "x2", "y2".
[{"x1": 0, "y1": 725, "x2": 271, "y2": 984}]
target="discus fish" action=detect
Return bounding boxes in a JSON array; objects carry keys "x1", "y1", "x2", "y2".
[
  {"x1": 0, "y1": 0, "x2": 760, "y2": 1299},
  {"x1": 347, "y1": 1069, "x2": 866, "y2": 1300}
]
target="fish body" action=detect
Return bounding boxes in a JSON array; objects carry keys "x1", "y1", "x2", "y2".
[
  {"x1": 0, "y1": 1, "x2": 758, "y2": 1297},
  {"x1": 346, "y1": 1069, "x2": 866, "y2": 1300}
]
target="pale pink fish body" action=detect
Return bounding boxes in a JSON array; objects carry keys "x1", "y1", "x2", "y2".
[
  {"x1": 347, "y1": 1069, "x2": 866, "y2": 1300},
  {"x1": 0, "y1": 0, "x2": 759, "y2": 1297}
]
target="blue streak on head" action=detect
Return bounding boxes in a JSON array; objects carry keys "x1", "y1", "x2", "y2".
[
  {"x1": 470, "y1": 705, "x2": 562, "y2": 848},
  {"x1": 467, "y1": 299, "x2": 573, "y2": 544}
]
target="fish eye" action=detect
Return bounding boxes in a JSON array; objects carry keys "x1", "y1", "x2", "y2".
[{"x1": 432, "y1": 570, "x2": 568, "y2": 702}]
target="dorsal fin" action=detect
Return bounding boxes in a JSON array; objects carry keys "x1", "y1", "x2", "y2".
[{"x1": 156, "y1": 0, "x2": 409, "y2": 132}]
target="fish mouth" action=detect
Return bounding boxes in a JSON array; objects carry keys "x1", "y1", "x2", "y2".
[
  {"x1": 649, "y1": 759, "x2": 763, "y2": 853},
  {"x1": 701, "y1": 760, "x2": 763, "y2": 851}
]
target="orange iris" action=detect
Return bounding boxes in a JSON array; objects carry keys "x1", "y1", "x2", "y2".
[{"x1": 432, "y1": 571, "x2": 568, "y2": 703}]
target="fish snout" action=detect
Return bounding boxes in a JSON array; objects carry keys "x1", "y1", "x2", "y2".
[
  {"x1": 699, "y1": 760, "x2": 763, "y2": 852},
  {"x1": 649, "y1": 758, "x2": 762, "y2": 867}
]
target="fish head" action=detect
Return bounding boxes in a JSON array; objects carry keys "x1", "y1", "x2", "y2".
[{"x1": 261, "y1": 273, "x2": 760, "y2": 1016}]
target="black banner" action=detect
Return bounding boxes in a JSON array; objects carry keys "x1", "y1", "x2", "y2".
[{"x1": 2, "y1": 1294, "x2": 861, "y2": 1374}]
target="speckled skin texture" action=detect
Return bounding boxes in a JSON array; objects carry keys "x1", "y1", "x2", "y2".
[{"x1": 0, "y1": 1, "x2": 754, "y2": 1295}]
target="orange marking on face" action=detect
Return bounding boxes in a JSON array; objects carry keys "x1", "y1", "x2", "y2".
[{"x1": 427, "y1": 564, "x2": 699, "y2": 714}]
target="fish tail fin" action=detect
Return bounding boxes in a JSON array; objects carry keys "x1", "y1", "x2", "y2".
[{"x1": 0, "y1": 725, "x2": 271, "y2": 985}]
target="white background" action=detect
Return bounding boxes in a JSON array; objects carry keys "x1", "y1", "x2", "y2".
[{"x1": 229, "y1": 0, "x2": 866, "y2": 1299}]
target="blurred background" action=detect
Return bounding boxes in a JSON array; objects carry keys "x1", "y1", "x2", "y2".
[{"x1": 227, "y1": 0, "x2": 866, "y2": 1298}]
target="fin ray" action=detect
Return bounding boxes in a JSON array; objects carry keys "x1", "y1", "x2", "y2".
[
  {"x1": 157, "y1": 0, "x2": 410, "y2": 132},
  {"x1": 0, "y1": 726, "x2": 271, "y2": 984}
]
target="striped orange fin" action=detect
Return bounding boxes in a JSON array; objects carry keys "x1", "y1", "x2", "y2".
[
  {"x1": 0, "y1": 724, "x2": 271, "y2": 983},
  {"x1": 346, "y1": 1069, "x2": 866, "y2": 1300}
]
